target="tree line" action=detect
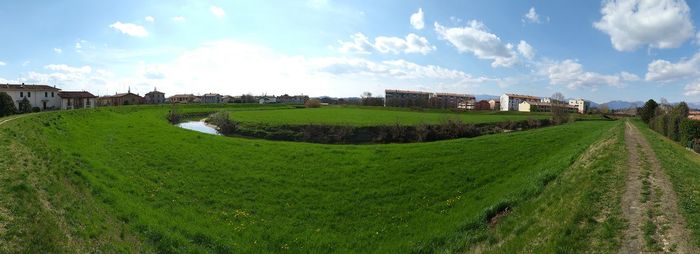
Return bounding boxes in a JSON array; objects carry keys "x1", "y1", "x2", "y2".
[{"x1": 639, "y1": 99, "x2": 700, "y2": 152}]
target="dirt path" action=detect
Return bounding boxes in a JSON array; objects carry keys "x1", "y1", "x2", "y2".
[
  {"x1": 620, "y1": 122, "x2": 696, "y2": 253},
  {"x1": 0, "y1": 114, "x2": 25, "y2": 126}
]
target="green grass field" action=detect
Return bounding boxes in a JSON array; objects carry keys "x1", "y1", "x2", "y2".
[
  {"x1": 228, "y1": 106, "x2": 550, "y2": 126},
  {"x1": 0, "y1": 105, "x2": 624, "y2": 253}
]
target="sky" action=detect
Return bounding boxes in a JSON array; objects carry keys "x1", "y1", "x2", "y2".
[{"x1": 1, "y1": 0, "x2": 700, "y2": 103}]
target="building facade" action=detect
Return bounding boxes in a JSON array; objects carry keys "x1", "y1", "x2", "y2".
[
  {"x1": 432, "y1": 93, "x2": 476, "y2": 110},
  {"x1": 169, "y1": 94, "x2": 196, "y2": 103},
  {"x1": 385, "y1": 89, "x2": 431, "y2": 108},
  {"x1": 518, "y1": 101, "x2": 578, "y2": 113},
  {"x1": 98, "y1": 92, "x2": 144, "y2": 106},
  {"x1": 58, "y1": 91, "x2": 96, "y2": 110},
  {"x1": 0, "y1": 83, "x2": 61, "y2": 110},
  {"x1": 277, "y1": 94, "x2": 309, "y2": 104},
  {"x1": 488, "y1": 99, "x2": 500, "y2": 110},
  {"x1": 500, "y1": 93, "x2": 540, "y2": 111},
  {"x1": 568, "y1": 99, "x2": 589, "y2": 114},
  {"x1": 202, "y1": 93, "x2": 222, "y2": 103},
  {"x1": 145, "y1": 90, "x2": 166, "y2": 104},
  {"x1": 259, "y1": 96, "x2": 277, "y2": 104}
]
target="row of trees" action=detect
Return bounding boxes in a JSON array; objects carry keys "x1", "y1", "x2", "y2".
[
  {"x1": 639, "y1": 99, "x2": 700, "y2": 151},
  {"x1": 0, "y1": 92, "x2": 35, "y2": 117}
]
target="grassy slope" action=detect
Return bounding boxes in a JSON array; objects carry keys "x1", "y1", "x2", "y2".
[
  {"x1": 228, "y1": 107, "x2": 550, "y2": 126},
  {"x1": 0, "y1": 106, "x2": 616, "y2": 253},
  {"x1": 633, "y1": 120, "x2": 700, "y2": 247}
]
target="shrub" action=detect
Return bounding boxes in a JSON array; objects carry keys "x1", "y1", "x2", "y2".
[
  {"x1": 32, "y1": 107, "x2": 41, "y2": 113},
  {"x1": 167, "y1": 104, "x2": 180, "y2": 123},
  {"x1": 207, "y1": 111, "x2": 238, "y2": 135},
  {"x1": 680, "y1": 119, "x2": 700, "y2": 147},
  {"x1": 304, "y1": 99, "x2": 321, "y2": 108},
  {"x1": 640, "y1": 99, "x2": 658, "y2": 124},
  {"x1": 0, "y1": 92, "x2": 16, "y2": 117},
  {"x1": 18, "y1": 97, "x2": 32, "y2": 114}
]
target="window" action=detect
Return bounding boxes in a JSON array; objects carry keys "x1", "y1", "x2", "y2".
[
  {"x1": 51, "y1": 92, "x2": 54, "y2": 97},
  {"x1": 28, "y1": 92, "x2": 31, "y2": 98},
  {"x1": 45, "y1": 92, "x2": 48, "y2": 97},
  {"x1": 20, "y1": 92, "x2": 23, "y2": 97},
  {"x1": 87, "y1": 99, "x2": 91, "y2": 106}
]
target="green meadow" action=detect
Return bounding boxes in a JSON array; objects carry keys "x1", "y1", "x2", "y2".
[
  {"x1": 228, "y1": 106, "x2": 550, "y2": 126},
  {"x1": 0, "y1": 105, "x2": 624, "y2": 253}
]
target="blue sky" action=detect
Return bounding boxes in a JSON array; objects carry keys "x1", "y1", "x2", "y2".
[{"x1": 1, "y1": 0, "x2": 700, "y2": 103}]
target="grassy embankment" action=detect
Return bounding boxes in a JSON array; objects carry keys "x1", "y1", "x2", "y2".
[
  {"x1": 634, "y1": 120, "x2": 700, "y2": 247},
  {"x1": 0, "y1": 105, "x2": 620, "y2": 252},
  {"x1": 228, "y1": 106, "x2": 551, "y2": 126}
]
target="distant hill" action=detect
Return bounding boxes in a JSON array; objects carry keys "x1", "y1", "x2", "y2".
[
  {"x1": 599, "y1": 100, "x2": 643, "y2": 110},
  {"x1": 475, "y1": 94, "x2": 500, "y2": 101}
]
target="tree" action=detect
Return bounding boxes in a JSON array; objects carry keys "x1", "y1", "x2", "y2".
[
  {"x1": 675, "y1": 102, "x2": 690, "y2": 118},
  {"x1": 598, "y1": 104, "x2": 610, "y2": 114},
  {"x1": 550, "y1": 92, "x2": 569, "y2": 124},
  {"x1": 18, "y1": 97, "x2": 32, "y2": 114},
  {"x1": 361, "y1": 91, "x2": 372, "y2": 99},
  {"x1": 0, "y1": 92, "x2": 16, "y2": 117},
  {"x1": 639, "y1": 99, "x2": 658, "y2": 123}
]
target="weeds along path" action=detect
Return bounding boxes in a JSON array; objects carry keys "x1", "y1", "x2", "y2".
[{"x1": 621, "y1": 121, "x2": 696, "y2": 253}]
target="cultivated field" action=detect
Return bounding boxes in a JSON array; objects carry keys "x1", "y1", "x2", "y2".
[
  {"x1": 228, "y1": 106, "x2": 550, "y2": 126},
  {"x1": 0, "y1": 105, "x2": 628, "y2": 253}
]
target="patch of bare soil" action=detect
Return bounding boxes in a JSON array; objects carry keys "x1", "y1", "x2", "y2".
[{"x1": 620, "y1": 122, "x2": 696, "y2": 253}]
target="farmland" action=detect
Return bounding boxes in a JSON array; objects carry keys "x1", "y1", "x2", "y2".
[
  {"x1": 228, "y1": 106, "x2": 550, "y2": 126},
  {"x1": 0, "y1": 105, "x2": 629, "y2": 253}
]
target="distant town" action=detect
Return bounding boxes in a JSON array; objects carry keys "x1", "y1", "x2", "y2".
[{"x1": 0, "y1": 83, "x2": 599, "y2": 115}]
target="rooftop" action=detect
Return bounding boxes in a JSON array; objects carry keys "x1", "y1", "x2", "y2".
[
  {"x1": 0, "y1": 83, "x2": 60, "y2": 91},
  {"x1": 385, "y1": 89, "x2": 432, "y2": 95},
  {"x1": 58, "y1": 91, "x2": 96, "y2": 98},
  {"x1": 505, "y1": 93, "x2": 540, "y2": 99}
]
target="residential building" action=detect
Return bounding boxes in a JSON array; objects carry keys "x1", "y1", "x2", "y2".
[
  {"x1": 58, "y1": 91, "x2": 96, "y2": 110},
  {"x1": 144, "y1": 89, "x2": 166, "y2": 104},
  {"x1": 488, "y1": 99, "x2": 500, "y2": 110},
  {"x1": 689, "y1": 111, "x2": 700, "y2": 121},
  {"x1": 432, "y1": 93, "x2": 475, "y2": 110},
  {"x1": 518, "y1": 101, "x2": 578, "y2": 113},
  {"x1": 385, "y1": 89, "x2": 431, "y2": 108},
  {"x1": 221, "y1": 95, "x2": 235, "y2": 103},
  {"x1": 277, "y1": 94, "x2": 309, "y2": 104},
  {"x1": 202, "y1": 93, "x2": 222, "y2": 103},
  {"x1": 0, "y1": 83, "x2": 61, "y2": 110},
  {"x1": 475, "y1": 100, "x2": 491, "y2": 110},
  {"x1": 98, "y1": 91, "x2": 143, "y2": 106},
  {"x1": 169, "y1": 94, "x2": 197, "y2": 103},
  {"x1": 500, "y1": 93, "x2": 540, "y2": 111},
  {"x1": 568, "y1": 99, "x2": 589, "y2": 114},
  {"x1": 259, "y1": 96, "x2": 277, "y2": 104}
]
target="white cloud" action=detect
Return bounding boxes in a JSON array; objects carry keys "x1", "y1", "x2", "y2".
[
  {"x1": 19, "y1": 64, "x2": 109, "y2": 92},
  {"x1": 338, "y1": 33, "x2": 435, "y2": 55},
  {"x1": 0, "y1": 61, "x2": 6, "y2": 66},
  {"x1": 434, "y1": 20, "x2": 519, "y2": 67},
  {"x1": 543, "y1": 59, "x2": 635, "y2": 89},
  {"x1": 620, "y1": 71, "x2": 640, "y2": 81},
  {"x1": 75, "y1": 42, "x2": 82, "y2": 49},
  {"x1": 522, "y1": 7, "x2": 541, "y2": 24},
  {"x1": 53, "y1": 48, "x2": 62, "y2": 54},
  {"x1": 517, "y1": 40, "x2": 534, "y2": 60},
  {"x1": 109, "y1": 22, "x2": 149, "y2": 37},
  {"x1": 645, "y1": 52, "x2": 700, "y2": 82},
  {"x1": 410, "y1": 8, "x2": 425, "y2": 30},
  {"x1": 44, "y1": 64, "x2": 92, "y2": 74},
  {"x1": 145, "y1": 16, "x2": 155, "y2": 22},
  {"x1": 594, "y1": 0, "x2": 695, "y2": 51},
  {"x1": 684, "y1": 81, "x2": 700, "y2": 96},
  {"x1": 172, "y1": 16, "x2": 186, "y2": 22},
  {"x1": 210, "y1": 6, "x2": 226, "y2": 17}
]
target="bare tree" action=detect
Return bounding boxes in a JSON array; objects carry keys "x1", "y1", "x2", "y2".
[
  {"x1": 551, "y1": 92, "x2": 569, "y2": 125},
  {"x1": 599, "y1": 104, "x2": 610, "y2": 114},
  {"x1": 361, "y1": 91, "x2": 372, "y2": 99}
]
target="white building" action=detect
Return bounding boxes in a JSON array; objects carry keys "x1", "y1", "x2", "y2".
[
  {"x1": 500, "y1": 93, "x2": 540, "y2": 111},
  {"x1": 568, "y1": 99, "x2": 588, "y2": 114},
  {"x1": 0, "y1": 83, "x2": 61, "y2": 110},
  {"x1": 58, "y1": 91, "x2": 97, "y2": 110},
  {"x1": 202, "y1": 93, "x2": 222, "y2": 104},
  {"x1": 259, "y1": 96, "x2": 277, "y2": 104}
]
